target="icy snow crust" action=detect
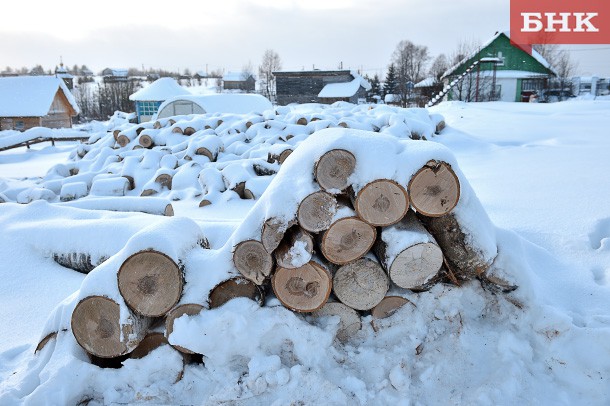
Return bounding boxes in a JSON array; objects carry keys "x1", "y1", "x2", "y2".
[{"x1": 0, "y1": 101, "x2": 609, "y2": 404}]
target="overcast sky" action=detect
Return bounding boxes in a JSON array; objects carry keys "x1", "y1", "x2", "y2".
[{"x1": 1, "y1": 0, "x2": 609, "y2": 77}]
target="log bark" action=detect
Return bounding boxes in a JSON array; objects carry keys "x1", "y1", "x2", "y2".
[
  {"x1": 417, "y1": 212, "x2": 493, "y2": 279},
  {"x1": 61, "y1": 197, "x2": 174, "y2": 216},
  {"x1": 351, "y1": 179, "x2": 409, "y2": 226},
  {"x1": 53, "y1": 252, "x2": 108, "y2": 274},
  {"x1": 71, "y1": 295, "x2": 151, "y2": 358},
  {"x1": 208, "y1": 277, "x2": 265, "y2": 309},
  {"x1": 117, "y1": 250, "x2": 183, "y2": 317},
  {"x1": 311, "y1": 302, "x2": 361, "y2": 343},
  {"x1": 374, "y1": 212, "x2": 443, "y2": 290},
  {"x1": 314, "y1": 149, "x2": 356, "y2": 192},
  {"x1": 272, "y1": 261, "x2": 332, "y2": 313},
  {"x1": 165, "y1": 303, "x2": 204, "y2": 354},
  {"x1": 233, "y1": 240, "x2": 274, "y2": 285},
  {"x1": 261, "y1": 217, "x2": 297, "y2": 253},
  {"x1": 332, "y1": 258, "x2": 389, "y2": 311},
  {"x1": 320, "y1": 217, "x2": 377, "y2": 265},
  {"x1": 408, "y1": 161, "x2": 460, "y2": 217},
  {"x1": 274, "y1": 226, "x2": 314, "y2": 269},
  {"x1": 253, "y1": 162, "x2": 277, "y2": 177},
  {"x1": 297, "y1": 191, "x2": 338, "y2": 233},
  {"x1": 35, "y1": 331, "x2": 57, "y2": 354}
]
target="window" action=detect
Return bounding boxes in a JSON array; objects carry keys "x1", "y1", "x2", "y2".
[
  {"x1": 138, "y1": 101, "x2": 162, "y2": 117},
  {"x1": 15, "y1": 120, "x2": 25, "y2": 131},
  {"x1": 496, "y1": 51, "x2": 505, "y2": 66}
]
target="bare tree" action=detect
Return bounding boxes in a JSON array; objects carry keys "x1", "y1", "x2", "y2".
[
  {"x1": 392, "y1": 40, "x2": 430, "y2": 106},
  {"x1": 259, "y1": 50, "x2": 282, "y2": 102}
]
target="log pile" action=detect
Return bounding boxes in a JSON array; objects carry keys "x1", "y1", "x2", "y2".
[{"x1": 37, "y1": 124, "x2": 511, "y2": 372}]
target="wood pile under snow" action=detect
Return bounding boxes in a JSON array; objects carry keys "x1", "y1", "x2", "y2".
[
  {"x1": 33, "y1": 127, "x2": 515, "y2": 366},
  {"x1": 0, "y1": 103, "x2": 445, "y2": 214}
]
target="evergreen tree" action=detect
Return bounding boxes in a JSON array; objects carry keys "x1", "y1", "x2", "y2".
[
  {"x1": 383, "y1": 64, "x2": 398, "y2": 97},
  {"x1": 365, "y1": 74, "x2": 382, "y2": 102}
]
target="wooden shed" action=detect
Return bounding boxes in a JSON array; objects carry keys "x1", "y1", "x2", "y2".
[
  {"x1": 273, "y1": 70, "x2": 370, "y2": 105},
  {"x1": 222, "y1": 72, "x2": 256, "y2": 92},
  {"x1": 0, "y1": 76, "x2": 80, "y2": 131}
]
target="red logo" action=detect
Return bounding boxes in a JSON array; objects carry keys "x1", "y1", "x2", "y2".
[{"x1": 511, "y1": 0, "x2": 610, "y2": 52}]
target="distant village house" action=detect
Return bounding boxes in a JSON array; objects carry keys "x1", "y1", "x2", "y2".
[
  {"x1": 222, "y1": 72, "x2": 256, "y2": 92},
  {"x1": 273, "y1": 70, "x2": 370, "y2": 105},
  {"x1": 0, "y1": 76, "x2": 80, "y2": 131}
]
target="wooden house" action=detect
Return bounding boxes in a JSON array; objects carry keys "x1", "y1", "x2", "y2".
[
  {"x1": 101, "y1": 68, "x2": 129, "y2": 82},
  {"x1": 129, "y1": 78, "x2": 191, "y2": 123},
  {"x1": 273, "y1": 70, "x2": 370, "y2": 105},
  {"x1": 0, "y1": 76, "x2": 80, "y2": 131},
  {"x1": 441, "y1": 32, "x2": 556, "y2": 102},
  {"x1": 222, "y1": 72, "x2": 256, "y2": 92},
  {"x1": 55, "y1": 63, "x2": 74, "y2": 90}
]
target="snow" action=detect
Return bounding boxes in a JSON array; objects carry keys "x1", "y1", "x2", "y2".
[
  {"x1": 318, "y1": 73, "x2": 371, "y2": 98},
  {"x1": 0, "y1": 99, "x2": 610, "y2": 404},
  {"x1": 223, "y1": 72, "x2": 254, "y2": 82},
  {"x1": 129, "y1": 78, "x2": 191, "y2": 102},
  {"x1": 155, "y1": 94, "x2": 273, "y2": 118},
  {"x1": 0, "y1": 76, "x2": 80, "y2": 117}
]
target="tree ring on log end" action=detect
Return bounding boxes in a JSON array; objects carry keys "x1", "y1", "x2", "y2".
[
  {"x1": 272, "y1": 262, "x2": 332, "y2": 313},
  {"x1": 71, "y1": 296, "x2": 127, "y2": 358},
  {"x1": 355, "y1": 179, "x2": 409, "y2": 226},
  {"x1": 333, "y1": 258, "x2": 389, "y2": 310},
  {"x1": 371, "y1": 296, "x2": 411, "y2": 320},
  {"x1": 321, "y1": 217, "x2": 376, "y2": 265},
  {"x1": 390, "y1": 242, "x2": 443, "y2": 289},
  {"x1": 165, "y1": 304, "x2": 204, "y2": 354},
  {"x1": 118, "y1": 250, "x2": 182, "y2": 317},
  {"x1": 315, "y1": 149, "x2": 356, "y2": 192},
  {"x1": 233, "y1": 240, "x2": 274, "y2": 285},
  {"x1": 208, "y1": 277, "x2": 264, "y2": 309},
  {"x1": 297, "y1": 191, "x2": 337, "y2": 233},
  {"x1": 408, "y1": 161, "x2": 460, "y2": 217}
]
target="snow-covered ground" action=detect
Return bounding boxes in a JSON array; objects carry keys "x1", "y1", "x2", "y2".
[{"x1": 0, "y1": 100, "x2": 609, "y2": 405}]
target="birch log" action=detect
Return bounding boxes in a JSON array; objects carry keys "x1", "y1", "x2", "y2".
[
  {"x1": 71, "y1": 295, "x2": 151, "y2": 358},
  {"x1": 274, "y1": 226, "x2": 314, "y2": 269},
  {"x1": 233, "y1": 240, "x2": 274, "y2": 285},
  {"x1": 320, "y1": 217, "x2": 376, "y2": 265},
  {"x1": 408, "y1": 161, "x2": 460, "y2": 217},
  {"x1": 374, "y1": 212, "x2": 443, "y2": 290},
  {"x1": 272, "y1": 261, "x2": 332, "y2": 313},
  {"x1": 332, "y1": 258, "x2": 389, "y2": 311},
  {"x1": 314, "y1": 149, "x2": 356, "y2": 192},
  {"x1": 117, "y1": 250, "x2": 183, "y2": 317},
  {"x1": 351, "y1": 179, "x2": 409, "y2": 226},
  {"x1": 297, "y1": 191, "x2": 338, "y2": 233}
]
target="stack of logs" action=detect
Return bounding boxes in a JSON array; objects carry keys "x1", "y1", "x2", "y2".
[{"x1": 56, "y1": 148, "x2": 506, "y2": 369}]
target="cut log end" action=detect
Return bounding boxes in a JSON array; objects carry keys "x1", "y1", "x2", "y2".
[
  {"x1": 139, "y1": 135, "x2": 154, "y2": 149},
  {"x1": 71, "y1": 296, "x2": 133, "y2": 358},
  {"x1": 117, "y1": 251, "x2": 183, "y2": 317},
  {"x1": 233, "y1": 240, "x2": 274, "y2": 285},
  {"x1": 333, "y1": 258, "x2": 389, "y2": 311},
  {"x1": 117, "y1": 135, "x2": 130, "y2": 147},
  {"x1": 314, "y1": 149, "x2": 356, "y2": 192},
  {"x1": 208, "y1": 277, "x2": 264, "y2": 309},
  {"x1": 129, "y1": 332, "x2": 169, "y2": 359},
  {"x1": 371, "y1": 296, "x2": 411, "y2": 320},
  {"x1": 389, "y1": 242, "x2": 443, "y2": 290},
  {"x1": 164, "y1": 204, "x2": 174, "y2": 217},
  {"x1": 297, "y1": 191, "x2": 337, "y2": 233},
  {"x1": 409, "y1": 161, "x2": 460, "y2": 217},
  {"x1": 354, "y1": 179, "x2": 409, "y2": 226},
  {"x1": 321, "y1": 217, "x2": 377, "y2": 265},
  {"x1": 165, "y1": 304, "x2": 204, "y2": 354},
  {"x1": 261, "y1": 217, "x2": 297, "y2": 253},
  {"x1": 272, "y1": 261, "x2": 332, "y2": 313},
  {"x1": 156, "y1": 174, "x2": 173, "y2": 190},
  {"x1": 274, "y1": 226, "x2": 314, "y2": 269},
  {"x1": 312, "y1": 302, "x2": 361, "y2": 343}
]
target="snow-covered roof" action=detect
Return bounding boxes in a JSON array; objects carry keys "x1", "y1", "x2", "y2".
[
  {"x1": 223, "y1": 72, "x2": 254, "y2": 82},
  {"x1": 384, "y1": 94, "x2": 400, "y2": 103},
  {"x1": 442, "y1": 31, "x2": 557, "y2": 79},
  {"x1": 155, "y1": 94, "x2": 272, "y2": 118},
  {"x1": 103, "y1": 68, "x2": 128, "y2": 77},
  {"x1": 0, "y1": 76, "x2": 80, "y2": 117},
  {"x1": 129, "y1": 78, "x2": 191, "y2": 102},
  {"x1": 415, "y1": 77, "x2": 436, "y2": 88},
  {"x1": 318, "y1": 73, "x2": 371, "y2": 98}
]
